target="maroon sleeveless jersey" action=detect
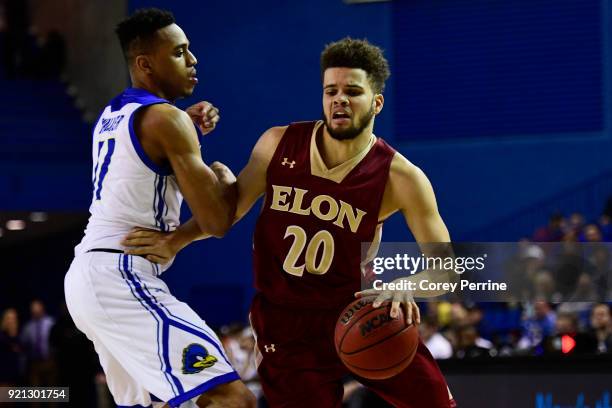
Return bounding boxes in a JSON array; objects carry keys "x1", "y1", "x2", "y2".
[{"x1": 253, "y1": 121, "x2": 396, "y2": 309}]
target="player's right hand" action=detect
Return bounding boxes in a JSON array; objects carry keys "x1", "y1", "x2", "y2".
[
  {"x1": 121, "y1": 227, "x2": 179, "y2": 264},
  {"x1": 210, "y1": 161, "x2": 237, "y2": 185},
  {"x1": 355, "y1": 286, "x2": 421, "y2": 326},
  {"x1": 186, "y1": 101, "x2": 220, "y2": 136}
]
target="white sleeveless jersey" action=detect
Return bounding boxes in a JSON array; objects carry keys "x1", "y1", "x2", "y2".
[{"x1": 76, "y1": 88, "x2": 190, "y2": 259}]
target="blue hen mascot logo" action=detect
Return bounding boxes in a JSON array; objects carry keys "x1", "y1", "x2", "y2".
[{"x1": 182, "y1": 344, "x2": 218, "y2": 374}]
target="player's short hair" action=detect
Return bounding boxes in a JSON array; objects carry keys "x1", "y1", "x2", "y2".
[
  {"x1": 115, "y1": 8, "x2": 175, "y2": 62},
  {"x1": 320, "y1": 37, "x2": 390, "y2": 94}
]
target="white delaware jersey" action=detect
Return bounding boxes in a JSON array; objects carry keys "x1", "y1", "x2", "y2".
[
  {"x1": 76, "y1": 88, "x2": 190, "y2": 259},
  {"x1": 66, "y1": 88, "x2": 238, "y2": 407}
]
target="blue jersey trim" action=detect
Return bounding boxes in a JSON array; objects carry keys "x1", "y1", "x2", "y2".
[
  {"x1": 119, "y1": 255, "x2": 180, "y2": 397},
  {"x1": 92, "y1": 140, "x2": 103, "y2": 189},
  {"x1": 117, "y1": 405, "x2": 153, "y2": 408},
  {"x1": 110, "y1": 87, "x2": 167, "y2": 112},
  {"x1": 155, "y1": 176, "x2": 167, "y2": 231},
  {"x1": 150, "y1": 394, "x2": 163, "y2": 402},
  {"x1": 131, "y1": 272, "x2": 231, "y2": 366},
  {"x1": 95, "y1": 138, "x2": 115, "y2": 200},
  {"x1": 122, "y1": 255, "x2": 184, "y2": 396},
  {"x1": 128, "y1": 106, "x2": 173, "y2": 176},
  {"x1": 167, "y1": 372, "x2": 241, "y2": 408},
  {"x1": 119, "y1": 254, "x2": 237, "y2": 405},
  {"x1": 106, "y1": 88, "x2": 173, "y2": 175}
]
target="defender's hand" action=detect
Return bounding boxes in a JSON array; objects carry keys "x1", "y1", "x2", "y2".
[
  {"x1": 186, "y1": 101, "x2": 220, "y2": 136},
  {"x1": 121, "y1": 227, "x2": 179, "y2": 264},
  {"x1": 210, "y1": 161, "x2": 237, "y2": 184},
  {"x1": 355, "y1": 287, "x2": 420, "y2": 325}
]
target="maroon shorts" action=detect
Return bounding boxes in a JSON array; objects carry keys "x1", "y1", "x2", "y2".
[{"x1": 250, "y1": 294, "x2": 455, "y2": 408}]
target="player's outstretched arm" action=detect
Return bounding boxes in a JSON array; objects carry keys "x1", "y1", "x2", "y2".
[
  {"x1": 234, "y1": 126, "x2": 287, "y2": 223},
  {"x1": 138, "y1": 103, "x2": 237, "y2": 237},
  {"x1": 390, "y1": 153, "x2": 450, "y2": 244},
  {"x1": 357, "y1": 153, "x2": 453, "y2": 323}
]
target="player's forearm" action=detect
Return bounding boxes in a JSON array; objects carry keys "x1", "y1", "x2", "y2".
[
  {"x1": 170, "y1": 218, "x2": 211, "y2": 251},
  {"x1": 201, "y1": 163, "x2": 238, "y2": 236},
  {"x1": 398, "y1": 241, "x2": 457, "y2": 298}
]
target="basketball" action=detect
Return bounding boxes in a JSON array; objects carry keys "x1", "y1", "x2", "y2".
[{"x1": 334, "y1": 296, "x2": 419, "y2": 380}]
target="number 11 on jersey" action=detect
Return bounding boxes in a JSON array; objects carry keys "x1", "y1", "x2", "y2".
[{"x1": 92, "y1": 138, "x2": 116, "y2": 200}]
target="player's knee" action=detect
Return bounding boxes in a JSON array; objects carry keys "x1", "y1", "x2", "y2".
[
  {"x1": 196, "y1": 381, "x2": 256, "y2": 408},
  {"x1": 233, "y1": 387, "x2": 257, "y2": 408}
]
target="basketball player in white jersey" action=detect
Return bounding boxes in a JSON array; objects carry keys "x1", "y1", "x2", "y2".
[{"x1": 64, "y1": 8, "x2": 255, "y2": 408}]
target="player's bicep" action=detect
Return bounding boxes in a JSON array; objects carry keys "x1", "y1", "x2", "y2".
[
  {"x1": 145, "y1": 107, "x2": 230, "y2": 229},
  {"x1": 235, "y1": 126, "x2": 286, "y2": 222},
  {"x1": 398, "y1": 165, "x2": 450, "y2": 243}
]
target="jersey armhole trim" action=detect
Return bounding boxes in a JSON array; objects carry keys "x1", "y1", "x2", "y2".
[{"x1": 129, "y1": 102, "x2": 173, "y2": 176}]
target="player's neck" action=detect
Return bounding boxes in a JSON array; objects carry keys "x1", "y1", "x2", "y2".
[
  {"x1": 319, "y1": 125, "x2": 374, "y2": 168},
  {"x1": 131, "y1": 78, "x2": 176, "y2": 103}
]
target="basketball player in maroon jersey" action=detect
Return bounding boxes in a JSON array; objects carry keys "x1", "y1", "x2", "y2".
[{"x1": 123, "y1": 38, "x2": 456, "y2": 407}]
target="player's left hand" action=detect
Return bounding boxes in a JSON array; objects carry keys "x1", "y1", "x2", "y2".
[
  {"x1": 186, "y1": 101, "x2": 220, "y2": 136},
  {"x1": 355, "y1": 287, "x2": 420, "y2": 326},
  {"x1": 121, "y1": 227, "x2": 178, "y2": 264}
]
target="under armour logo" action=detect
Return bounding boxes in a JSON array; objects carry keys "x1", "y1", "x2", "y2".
[
  {"x1": 281, "y1": 158, "x2": 295, "y2": 168},
  {"x1": 264, "y1": 344, "x2": 276, "y2": 353}
]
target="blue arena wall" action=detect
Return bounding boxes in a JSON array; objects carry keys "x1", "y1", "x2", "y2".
[
  {"x1": 126, "y1": 0, "x2": 612, "y2": 322},
  {"x1": 3, "y1": 0, "x2": 611, "y2": 324}
]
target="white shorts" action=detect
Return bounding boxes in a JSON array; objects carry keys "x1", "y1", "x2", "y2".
[{"x1": 65, "y1": 252, "x2": 239, "y2": 408}]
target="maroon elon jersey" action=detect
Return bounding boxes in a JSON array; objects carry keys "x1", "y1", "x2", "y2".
[{"x1": 253, "y1": 121, "x2": 396, "y2": 309}]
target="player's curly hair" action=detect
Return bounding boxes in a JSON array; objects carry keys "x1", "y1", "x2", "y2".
[
  {"x1": 320, "y1": 37, "x2": 390, "y2": 94},
  {"x1": 115, "y1": 8, "x2": 175, "y2": 62}
]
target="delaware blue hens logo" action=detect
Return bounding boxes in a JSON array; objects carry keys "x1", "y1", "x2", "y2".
[{"x1": 182, "y1": 344, "x2": 218, "y2": 374}]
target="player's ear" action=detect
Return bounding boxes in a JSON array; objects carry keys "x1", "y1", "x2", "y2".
[
  {"x1": 135, "y1": 54, "x2": 154, "y2": 75},
  {"x1": 374, "y1": 94, "x2": 384, "y2": 115}
]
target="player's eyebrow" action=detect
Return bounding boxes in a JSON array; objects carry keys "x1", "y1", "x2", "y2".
[
  {"x1": 174, "y1": 42, "x2": 189, "y2": 50},
  {"x1": 324, "y1": 84, "x2": 364, "y2": 89}
]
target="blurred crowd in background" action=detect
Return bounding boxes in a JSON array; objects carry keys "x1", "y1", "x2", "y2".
[
  {"x1": 0, "y1": 1, "x2": 611, "y2": 405},
  {"x1": 0, "y1": 0, "x2": 66, "y2": 80},
  {"x1": 1, "y1": 199, "x2": 611, "y2": 407}
]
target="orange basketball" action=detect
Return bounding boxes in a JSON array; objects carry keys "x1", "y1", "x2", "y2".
[{"x1": 334, "y1": 296, "x2": 419, "y2": 380}]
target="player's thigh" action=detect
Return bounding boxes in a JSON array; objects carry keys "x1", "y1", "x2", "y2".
[
  {"x1": 68, "y1": 253, "x2": 239, "y2": 405},
  {"x1": 254, "y1": 332, "x2": 345, "y2": 407},
  {"x1": 193, "y1": 379, "x2": 255, "y2": 408},
  {"x1": 358, "y1": 341, "x2": 452, "y2": 408},
  {"x1": 91, "y1": 332, "x2": 154, "y2": 407}
]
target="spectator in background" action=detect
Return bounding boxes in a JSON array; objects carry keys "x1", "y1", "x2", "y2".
[
  {"x1": 582, "y1": 224, "x2": 603, "y2": 243},
  {"x1": 49, "y1": 303, "x2": 99, "y2": 408},
  {"x1": 0, "y1": 0, "x2": 30, "y2": 78},
  {"x1": 589, "y1": 245, "x2": 611, "y2": 299},
  {"x1": 32, "y1": 29, "x2": 66, "y2": 79},
  {"x1": 533, "y1": 213, "x2": 565, "y2": 242},
  {"x1": 518, "y1": 301, "x2": 556, "y2": 352},
  {"x1": 531, "y1": 270, "x2": 562, "y2": 303},
  {"x1": 558, "y1": 273, "x2": 600, "y2": 328},
  {"x1": 604, "y1": 197, "x2": 612, "y2": 218},
  {"x1": 0, "y1": 307, "x2": 24, "y2": 386},
  {"x1": 588, "y1": 303, "x2": 612, "y2": 354},
  {"x1": 598, "y1": 214, "x2": 611, "y2": 241},
  {"x1": 453, "y1": 325, "x2": 492, "y2": 359},
  {"x1": 555, "y1": 240, "x2": 585, "y2": 296},
  {"x1": 445, "y1": 304, "x2": 493, "y2": 353},
  {"x1": 20, "y1": 299, "x2": 56, "y2": 389},
  {"x1": 544, "y1": 311, "x2": 597, "y2": 355},
  {"x1": 568, "y1": 213, "x2": 586, "y2": 236},
  {"x1": 420, "y1": 317, "x2": 453, "y2": 360}
]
